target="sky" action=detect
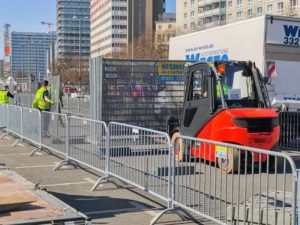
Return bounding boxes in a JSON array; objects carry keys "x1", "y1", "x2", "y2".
[{"x1": 0, "y1": 0, "x2": 176, "y2": 59}]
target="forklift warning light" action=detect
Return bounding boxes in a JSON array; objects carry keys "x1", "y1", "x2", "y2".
[{"x1": 217, "y1": 64, "x2": 225, "y2": 75}]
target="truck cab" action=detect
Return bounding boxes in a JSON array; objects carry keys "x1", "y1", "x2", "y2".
[{"x1": 171, "y1": 61, "x2": 280, "y2": 173}]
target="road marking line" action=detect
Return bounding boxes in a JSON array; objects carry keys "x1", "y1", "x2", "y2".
[
  {"x1": 41, "y1": 181, "x2": 89, "y2": 187},
  {"x1": 16, "y1": 162, "x2": 59, "y2": 169},
  {"x1": 17, "y1": 143, "x2": 25, "y2": 147},
  {"x1": 85, "y1": 208, "x2": 136, "y2": 215},
  {"x1": 128, "y1": 201, "x2": 157, "y2": 216},
  {"x1": 3, "y1": 136, "x2": 11, "y2": 140},
  {"x1": 35, "y1": 152, "x2": 44, "y2": 156},
  {"x1": 0, "y1": 153, "x2": 29, "y2": 157}
]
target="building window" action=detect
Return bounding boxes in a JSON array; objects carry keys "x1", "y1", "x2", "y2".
[
  {"x1": 236, "y1": 11, "x2": 243, "y2": 20},
  {"x1": 191, "y1": 22, "x2": 195, "y2": 28},
  {"x1": 198, "y1": 7, "x2": 203, "y2": 13},
  {"x1": 158, "y1": 25, "x2": 162, "y2": 29},
  {"x1": 247, "y1": 9, "x2": 253, "y2": 17},
  {"x1": 267, "y1": 4, "x2": 273, "y2": 14},
  {"x1": 191, "y1": 0, "x2": 195, "y2": 6},
  {"x1": 198, "y1": 19, "x2": 203, "y2": 26},
  {"x1": 191, "y1": 11, "x2": 195, "y2": 17},
  {"x1": 257, "y1": 7, "x2": 263, "y2": 15},
  {"x1": 168, "y1": 24, "x2": 173, "y2": 29},
  {"x1": 184, "y1": 1, "x2": 187, "y2": 7},
  {"x1": 257, "y1": 0, "x2": 262, "y2": 3},
  {"x1": 237, "y1": 0, "x2": 242, "y2": 7},
  {"x1": 278, "y1": 2, "x2": 283, "y2": 12},
  {"x1": 228, "y1": 1, "x2": 232, "y2": 7},
  {"x1": 291, "y1": 0, "x2": 298, "y2": 9},
  {"x1": 184, "y1": 24, "x2": 187, "y2": 29},
  {"x1": 248, "y1": 0, "x2": 253, "y2": 5},
  {"x1": 184, "y1": 13, "x2": 187, "y2": 18}
]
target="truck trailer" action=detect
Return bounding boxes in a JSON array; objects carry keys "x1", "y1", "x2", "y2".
[{"x1": 169, "y1": 15, "x2": 300, "y2": 110}]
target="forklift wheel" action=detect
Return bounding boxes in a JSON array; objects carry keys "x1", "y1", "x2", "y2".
[
  {"x1": 217, "y1": 147, "x2": 239, "y2": 174},
  {"x1": 171, "y1": 132, "x2": 184, "y2": 162}
]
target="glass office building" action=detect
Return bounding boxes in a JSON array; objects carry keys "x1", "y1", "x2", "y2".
[
  {"x1": 11, "y1": 32, "x2": 56, "y2": 81},
  {"x1": 57, "y1": 0, "x2": 90, "y2": 60}
]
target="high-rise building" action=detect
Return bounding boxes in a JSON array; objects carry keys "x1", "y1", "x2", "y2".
[
  {"x1": 154, "y1": 13, "x2": 177, "y2": 59},
  {"x1": 226, "y1": 0, "x2": 300, "y2": 23},
  {"x1": 90, "y1": 0, "x2": 165, "y2": 58},
  {"x1": 176, "y1": 0, "x2": 300, "y2": 35},
  {"x1": 90, "y1": 0, "x2": 128, "y2": 57},
  {"x1": 176, "y1": 0, "x2": 226, "y2": 34},
  {"x1": 56, "y1": 0, "x2": 90, "y2": 60},
  {"x1": 11, "y1": 32, "x2": 56, "y2": 81}
]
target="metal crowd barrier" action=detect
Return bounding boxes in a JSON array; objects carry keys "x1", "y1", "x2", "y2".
[
  {"x1": 97, "y1": 122, "x2": 173, "y2": 205},
  {"x1": 2, "y1": 104, "x2": 300, "y2": 225},
  {"x1": 54, "y1": 116, "x2": 108, "y2": 191},
  {"x1": 22, "y1": 107, "x2": 41, "y2": 147},
  {"x1": 151, "y1": 135, "x2": 297, "y2": 225},
  {"x1": 39, "y1": 111, "x2": 68, "y2": 156},
  {"x1": 278, "y1": 111, "x2": 300, "y2": 150},
  {"x1": 7, "y1": 105, "x2": 22, "y2": 137},
  {"x1": 0, "y1": 104, "x2": 8, "y2": 128}
]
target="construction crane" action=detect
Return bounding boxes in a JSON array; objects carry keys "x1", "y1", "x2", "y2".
[
  {"x1": 40, "y1": 21, "x2": 54, "y2": 33},
  {"x1": 40, "y1": 21, "x2": 55, "y2": 76}
]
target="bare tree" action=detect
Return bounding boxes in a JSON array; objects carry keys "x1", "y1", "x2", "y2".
[{"x1": 53, "y1": 58, "x2": 89, "y2": 85}]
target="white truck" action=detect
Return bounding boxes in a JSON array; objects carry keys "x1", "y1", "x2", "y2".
[{"x1": 169, "y1": 15, "x2": 300, "y2": 110}]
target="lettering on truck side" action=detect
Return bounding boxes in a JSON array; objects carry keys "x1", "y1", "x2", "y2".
[{"x1": 283, "y1": 25, "x2": 300, "y2": 46}]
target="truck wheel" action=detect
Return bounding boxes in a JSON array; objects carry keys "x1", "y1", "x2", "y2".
[
  {"x1": 217, "y1": 147, "x2": 239, "y2": 174},
  {"x1": 171, "y1": 132, "x2": 184, "y2": 162}
]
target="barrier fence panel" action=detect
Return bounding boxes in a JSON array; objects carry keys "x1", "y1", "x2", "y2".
[
  {"x1": 7, "y1": 105, "x2": 22, "y2": 137},
  {"x1": 22, "y1": 107, "x2": 41, "y2": 146},
  {"x1": 278, "y1": 111, "x2": 300, "y2": 150},
  {"x1": 0, "y1": 104, "x2": 8, "y2": 128},
  {"x1": 79, "y1": 97, "x2": 90, "y2": 117},
  {"x1": 107, "y1": 122, "x2": 172, "y2": 203},
  {"x1": 67, "y1": 116, "x2": 107, "y2": 173},
  {"x1": 41, "y1": 111, "x2": 68, "y2": 155},
  {"x1": 170, "y1": 136, "x2": 297, "y2": 225},
  {"x1": 62, "y1": 96, "x2": 90, "y2": 118}
]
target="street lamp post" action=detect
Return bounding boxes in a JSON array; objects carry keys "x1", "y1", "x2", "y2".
[
  {"x1": 34, "y1": 42, "x2": 41, "y2": 82},
  {"x1": 20, "y1": 44, "x2": 26, "y2": 79},
  {"x1": 27, "y1": 34, "x2": 32, "y2": 79}
]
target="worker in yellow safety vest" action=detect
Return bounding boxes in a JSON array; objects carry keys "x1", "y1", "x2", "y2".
[
  {"x1": 216, "y1": 83, "x2": 230, "y2": 98},
  {"x1": 0, "y1": 85, "x2": 15, "y2": 104},
  {"x1": 32, "y1": 80, "x2": 53, "y2": 111}
]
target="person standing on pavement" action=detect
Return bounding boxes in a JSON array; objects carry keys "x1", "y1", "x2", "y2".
[
  {"x1": 33, "y1": 80, "x2": 53, "y2": 137},
  {"x1": 0, "y1": 85, "x2": 15, "y2": 104}
]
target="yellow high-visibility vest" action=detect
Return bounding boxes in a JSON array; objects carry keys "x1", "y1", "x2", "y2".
[
  {"x1": 33, "y1": 87, "x2": 49, "y2": 110},
  {"x1": 0, "y1": 90, "x2": 9, "y2": 104}
]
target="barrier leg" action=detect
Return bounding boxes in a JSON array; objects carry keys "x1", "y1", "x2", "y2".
[
  {"x1": 0, "y1": 132, "x2": 8, "y2": 140},
  {"x1": 91, "y1": 175, "x2": 122, "y2": 192},
  {"x1": 53, "y1": 159, "x2": 80, "y2": 171},
  {"x1": 150, "y1": 207, "x2": 198, "y2": 225},
  {"x1": 29, "y1": 147, "x2": 52, "y2": 157},
  {"x1": 11, "y1": 139, "x2": 21, "y2": 147}
]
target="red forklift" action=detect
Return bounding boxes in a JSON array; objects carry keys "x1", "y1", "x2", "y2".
[{"x1": 169, "y1": 61, "x2": 280, "y2": 173}]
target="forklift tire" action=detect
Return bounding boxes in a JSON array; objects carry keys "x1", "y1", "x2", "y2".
[
  {"x1": 217, "y1": 147, "x2": 239, "y2": 174},
  {"x1": 171, "y1": 132, "x2": 184, "y2": 162}
]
